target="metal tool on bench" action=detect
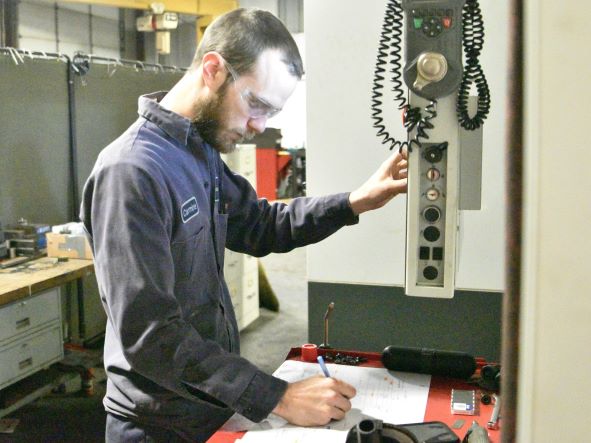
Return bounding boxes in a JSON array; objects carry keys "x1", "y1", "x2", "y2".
[
  {"x1": 462, "y1": 421, "x2": 490, "y2": 443},
  {"x1": 487, "y1": 394, "x2": 500, "y2": 430},
  {"x1": 347, "y1": 419, "x2": 460, "y2": 443},
  {"x1": 319, "y1": 301, "x2": 335, "y2": 349}
]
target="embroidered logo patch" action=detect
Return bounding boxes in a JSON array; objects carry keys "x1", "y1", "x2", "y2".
[{"x1": 181, "y1": 197, "x2": 199, "y2": 223}]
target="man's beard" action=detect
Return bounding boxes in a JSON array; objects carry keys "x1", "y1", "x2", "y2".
[{"x1": 192, "y1": 87, "x2": 255, "y2": 154}]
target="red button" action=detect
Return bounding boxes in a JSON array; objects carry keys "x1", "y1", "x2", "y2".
[{"x1": 443, "y1": 17, "x2": 452, "y2": 28}]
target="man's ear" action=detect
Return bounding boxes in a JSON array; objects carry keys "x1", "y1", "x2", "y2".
[{"x1": 201, "y1": 52, "x2": 228, "y2": 92}]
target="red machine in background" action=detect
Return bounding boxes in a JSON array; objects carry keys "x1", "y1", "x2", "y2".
[{"x1": 252, "y1": 128, "x2": 306, "y2": 201}]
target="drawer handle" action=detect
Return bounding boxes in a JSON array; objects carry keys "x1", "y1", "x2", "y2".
[
  {"x1": 19, "y1": 357, "x2": 33, "y2": 370},
  {"x1": 16, "y1": 317, "x2": 31, "y2": 329}
]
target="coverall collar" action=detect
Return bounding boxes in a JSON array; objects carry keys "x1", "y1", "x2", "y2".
[{"x1": 138, "y1": 91, "x2": 201, "y2": 147}]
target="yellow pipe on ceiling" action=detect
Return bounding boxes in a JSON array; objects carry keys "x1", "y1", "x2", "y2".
[{"x1": 61, "y1": 0, "x2": 238, "y2": 18}]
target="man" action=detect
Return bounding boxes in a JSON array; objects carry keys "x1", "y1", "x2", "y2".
[{"x1": 81, "y1": 8, "x2": 408, "y2": 443}]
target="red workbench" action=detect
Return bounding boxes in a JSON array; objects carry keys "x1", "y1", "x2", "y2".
[{"x1": 208, "y1": 347, "x2": 500, "y2": 443}]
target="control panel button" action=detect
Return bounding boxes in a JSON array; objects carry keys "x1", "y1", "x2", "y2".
[
  {"x1": 414, "y1": 17, "x2": 424, "y2": 29},
  {"x1": 427, "y1": 168, "x2": 440, "y2": 181},
  {"x1": 432, "y1": 247, "x2": 444, "y2": 261},
  {"x1": 418, "y1": 14, "x2": 445, "y2": 38},
  {"x1": 419, "y1": 246, "x2": 430, "y2": 260},
  {"x1": 423, "y1": 226, "x2": 440, "y2": 242},
  {"x1": 423, "y1": 266, "x2": 438, "y2": 280},
  {"x1": 423, "y1": 206, "x2": 441, "y2": 223},
  {"x1": 426, "y1": 188, "x2": 440, "y2": 201},
  {"x1": 424, "y1": 146, "x2": 443, "y2": 163},
  {"x1": 442, "y1": 17, "x2": 452, "y2": 28}
]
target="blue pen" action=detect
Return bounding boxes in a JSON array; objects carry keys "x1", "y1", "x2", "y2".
[{"x1": 317, "y1": 356, "x2": 331, "y2": 377}]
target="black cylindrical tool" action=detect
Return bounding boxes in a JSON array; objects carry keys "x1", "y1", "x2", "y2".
[{"x1": 382, "y1": 346, "x2": 477, "y2": 379}]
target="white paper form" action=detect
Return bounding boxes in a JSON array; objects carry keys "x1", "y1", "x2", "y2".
[
  {"x1": 237, "y1": 427, "x2": 349, "y2": 443},
  {"x1": 231, "y1": 360, "x2": 431, "y2": 442},
  {"x1": 273, "y1": 360, "x2": 431, "y2": 425}
]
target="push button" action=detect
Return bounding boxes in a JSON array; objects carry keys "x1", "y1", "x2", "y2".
[
  {"x1": 423, "y1": 206, "x2": 441, "y2": 223},
  {"x1": 423, "y1": 266, "x2": 438, "y2": 280},
  {"x1": 443, "y1": 17, "x2": 452, "y2": 28},
  {"x1": 424, "y1": 226, "x2": 440, "y2": 242},
  {"x1": 426, "y1": 188, "x2": 440, "y2": 201},
  {"x1": 427, "y1": 167, "x2": 440, "y2": 181},
  {"x1": 414, "y1": 17, "x2": 424, "y2": 29},
  {"x1": 432, "y1": 247, "x2": 444, "y2": 261},
  {"x1": 419, "y1": 246, "x2": 430, "y2": 260}
]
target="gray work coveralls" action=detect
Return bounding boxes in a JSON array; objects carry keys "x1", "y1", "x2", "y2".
[{"x1": 80, "y1": 92, "x2": 358, "y2": 442}]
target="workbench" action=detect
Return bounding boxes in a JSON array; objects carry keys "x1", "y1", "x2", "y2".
[
  {"x1": 0, "y1": 257, "x2": 95, "y2": 417},
  {"x1": 0, "y1": 257, "x2": 94, "y2": 306},
  {"x1": 208, "y1": 347, "x2": 500, "y2": 443}
]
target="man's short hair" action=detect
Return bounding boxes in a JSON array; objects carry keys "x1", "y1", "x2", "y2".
[{"x1": 192, "y1": 8, "x2": 304, "y2": 79}]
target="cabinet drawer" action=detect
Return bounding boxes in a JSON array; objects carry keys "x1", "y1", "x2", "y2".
[
  {"x1": 224, "y1": 253, "x2": 258, "y2": 282},
  {"x1": 223, "y1": 249, "x2": 241, "y2": 276},
  {"x1": 0, "y1": 288, "x2": 61, "y2": 345},
  {"x1": 0, "y1": 323, "x2": 63, "y2": 390}
]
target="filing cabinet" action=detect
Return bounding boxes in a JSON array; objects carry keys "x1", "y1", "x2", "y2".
[
  {"x1": 0, "y1": 288, "x2": 63, "y2": 390},
  {"x1": 222, "y1": 144, "x2": 260, "y2": 330}
]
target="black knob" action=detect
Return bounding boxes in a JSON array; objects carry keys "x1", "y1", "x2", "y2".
[
  {"x1": 423, "y1": 206, "x2": 441, "y2": 223},
  {"x1": 423, "y1": 226, "x2": 440, "y2": 242},
  {"x1": 424, "y1": 146, "x2": 443, "y2": 163},
  {"x1": 423, "y1": 266, "x2": 438, "y2": 280}
]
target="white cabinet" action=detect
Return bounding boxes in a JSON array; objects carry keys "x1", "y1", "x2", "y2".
[
  {"x1": 0, "y1": 288, "x2": 63, "y2": 390},
  {"x1": 222, "y1": 143, "x2": 257, "y2": 188},
  {"x1": 0, "y1": 289, "x2": 61, "y2": 345},
  {"x1": 222, "y1": 144, "x2": 260, "y2": 330},
  {"x1": 225, "y1": 251, "x2": 259, "y2": 330}
]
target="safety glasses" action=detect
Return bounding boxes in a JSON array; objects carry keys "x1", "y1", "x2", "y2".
[{"x1": 219, "y1": 55, "x2": 282, "y2": 120}]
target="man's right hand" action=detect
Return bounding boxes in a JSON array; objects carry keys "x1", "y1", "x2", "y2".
[{"x1": 271, "y1": 375, "x2": 357, "y2": 426}]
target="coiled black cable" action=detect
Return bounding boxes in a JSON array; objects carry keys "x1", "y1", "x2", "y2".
[
  {"x1": 409, "y1": 100, "x2": 437, "y2": 150},
  {"x1": 371, "y1": 0, "x2": 435, "y2": 152},
  {"x1": 457, "y1": 0, "x2": 490, "y2": 130},
  {"x1": 371, "y1": 0, "x2": 406, "y2": 152}
]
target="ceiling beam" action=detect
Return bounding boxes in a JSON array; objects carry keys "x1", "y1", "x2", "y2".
[{"x1": 60, "y1": 0, "x2": 238, "y2": 17}]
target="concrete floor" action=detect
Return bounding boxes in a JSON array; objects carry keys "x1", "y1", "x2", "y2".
[
  {"x1": 0, "y1": 247, "x2": 307, "y2": 442},
  {"x1": 241, "y1": 247, "x2": 308, "y2": 374}
]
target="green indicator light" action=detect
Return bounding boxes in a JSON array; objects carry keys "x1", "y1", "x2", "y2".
[{"x1": 413, "y1": 17, "x2": 424, "y2": 29}]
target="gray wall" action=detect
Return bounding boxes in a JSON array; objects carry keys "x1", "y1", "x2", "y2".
[
  {"x1": 0, "y1": 55, "x2": 71, "y2": 225},
  {"x1": 74, "y1": 62, "x2": 183, "y2": 194},
  {"x1": 309, "y1": 283, "x2": 502, "y2": 361},
  {"x1": 18, "y1": 0, "x2": 120, "y2": 58},
  {"x1": 0, "y1": 51, "x2": 183, "y2": 342}
]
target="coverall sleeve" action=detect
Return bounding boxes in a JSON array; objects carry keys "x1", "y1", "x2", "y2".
[{"x1": 223, "y1": 162, "x2": 359, "y2": 256}]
